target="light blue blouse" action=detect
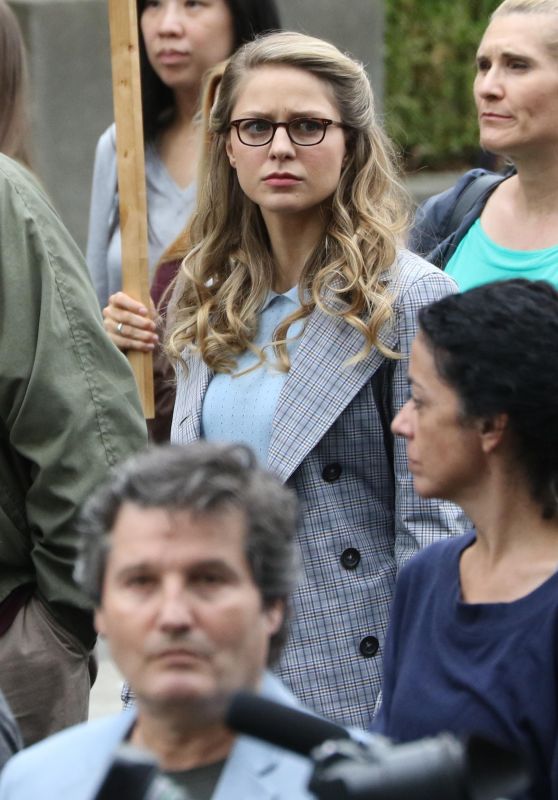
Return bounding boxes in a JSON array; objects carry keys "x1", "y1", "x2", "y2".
[{"x1": 201, "y1": 286, "x2": 303, "y2": 464}]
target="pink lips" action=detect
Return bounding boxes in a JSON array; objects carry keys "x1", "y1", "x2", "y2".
[
  {"x1": 264, "y1": 173, "x2": 302, "y2": 187},
  {"x1": 157, "y1": 49, "x2": 190, "y2": 65},
  {"x1": 480, "y1": 112, "x2": 513, "y2": 122}
]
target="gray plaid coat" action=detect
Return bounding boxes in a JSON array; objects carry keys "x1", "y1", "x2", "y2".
[{"x1": 172, "y1": 249, "x2": 467, "y2": 729}]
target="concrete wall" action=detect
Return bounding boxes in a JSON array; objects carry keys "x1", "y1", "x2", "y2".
[
  {"x1": 278, "y1": 0, "x2": 384, "y2": 100},
  {"x1": 9, "y1": 0, "x2": 383, "y2": 252}
]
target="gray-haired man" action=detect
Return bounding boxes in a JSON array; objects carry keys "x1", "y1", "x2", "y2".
[{"x1": 0, "y1": 443, "x2": 316, "y2": 800}]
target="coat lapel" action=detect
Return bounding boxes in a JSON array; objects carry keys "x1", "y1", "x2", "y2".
[
  {"x1": 268, "y1": 298, "x2": 397, "y2": 482},
  {"x1": 173, "y1": 278, "x2": 399, "y2": 478},
  {"x1": 212, "y1": 673, "x2": 313, "y2": 800},
  {"x1": 172, "y1": 353, "x2": 212, "y2": 444},
  {"x1": 213, "y1": 737, "x2": 278, "y2": 800}
]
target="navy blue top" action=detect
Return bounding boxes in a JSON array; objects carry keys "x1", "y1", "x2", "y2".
[{"x1": 372, "y1": 531, "x2": 558, "y2": 799}]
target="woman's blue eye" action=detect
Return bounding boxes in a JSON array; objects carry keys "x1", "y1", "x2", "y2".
[
  {"x1": 293, "y1": 118, "x2": 322, "y2": 134},
  {"x1": 243, "y1": 120, "x2": 272, "y2": 134}
]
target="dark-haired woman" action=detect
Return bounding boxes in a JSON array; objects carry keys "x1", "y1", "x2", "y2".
[
  {"x1": 374, "y1": 279, "x2": 558, "y2": 799},
  {"x1": 86, "y1": 0, "x2": 281, "y2": 313}
]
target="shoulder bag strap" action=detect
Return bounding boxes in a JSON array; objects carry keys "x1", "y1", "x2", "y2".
[{"x1": 447, "y1": 172, "x2": 503, "y2": 234}]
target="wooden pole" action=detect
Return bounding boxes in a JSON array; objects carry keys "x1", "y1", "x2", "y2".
[{"x1": 107, "y1": 0, "x2": 154, "y2": 419}]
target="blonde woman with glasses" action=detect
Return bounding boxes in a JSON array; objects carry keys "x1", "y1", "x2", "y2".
[{"x1": 167, "y1": 31, "x2": 467, "y2": 729}]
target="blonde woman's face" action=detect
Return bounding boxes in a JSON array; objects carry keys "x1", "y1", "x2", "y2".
[
  {"x1": 225, "y1": 65, "x2": 347, "y2": 224},
  {"x1": 474, "y1": 13, "x2": 558, "y2": 157}
]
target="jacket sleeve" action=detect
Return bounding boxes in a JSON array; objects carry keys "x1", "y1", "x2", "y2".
[
  {"x1": 85, "y1": 125, "x2": 118, "y2": 310},
  {"x1": 0, "y1": 157, "x2": 147, "y2": 646},
  {"x1": 390, "y1": 257, "x2": 468, "y2": 574}
]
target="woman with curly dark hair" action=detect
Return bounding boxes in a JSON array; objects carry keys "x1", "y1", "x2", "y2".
[{"x1": 376, "y1": 279, "x2": 558, "y2": 799}]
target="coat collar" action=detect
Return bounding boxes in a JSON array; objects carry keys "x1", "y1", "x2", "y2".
[
  {"x1": 267, "y1": 294, "x2": 396, "y2": 481},
  {"x1": 213, "y1": 672, "x2": 312, "y2": 800},
  {"x1": 214, "y1": 736, "x2": 285, "y2": 800},
  {"x1": 173, "y1": 284, "x2": 398, "y2": 483}
]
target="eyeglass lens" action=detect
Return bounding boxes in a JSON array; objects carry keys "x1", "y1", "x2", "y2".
[{"x1": 236, "y1": 118, "x2": 327, "y2": 146}]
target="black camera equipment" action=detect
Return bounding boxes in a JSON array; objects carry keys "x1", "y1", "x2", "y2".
[
  {"x1": 94, "y1": 745, "x2": 186, "y2": 800},
  {"x1": 226, "y1": 692, "x2": 530, "y2": 800},
  {"x1": 93, "y1": 692, "x2": 530, "y2": 800}
]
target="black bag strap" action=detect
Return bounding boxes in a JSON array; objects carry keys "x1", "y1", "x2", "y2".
[{"x1": 447, "y1": 173, "x2": 503, "y2": 235}]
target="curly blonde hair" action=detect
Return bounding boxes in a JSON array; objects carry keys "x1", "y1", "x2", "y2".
[{"x1": 167, "y1": 31, "x2": 410, "y2": 373}]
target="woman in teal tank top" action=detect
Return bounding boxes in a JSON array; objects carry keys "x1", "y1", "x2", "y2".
[{"x1": 410, "y1": 0, "x2": 558, "y2": 287}]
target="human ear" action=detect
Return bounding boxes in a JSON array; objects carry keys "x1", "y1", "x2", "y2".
[
  {"x1": 225, "y1": 133, "x2": 236, "y2": 169},
  {"x1": 479, "y1": 413, "x2": 509, "y2": 454},
  {"x1": 265, "y1": 599, "x2": 285, "y2": 637}
]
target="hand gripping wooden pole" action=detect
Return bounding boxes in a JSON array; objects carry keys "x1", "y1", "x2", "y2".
[{"x1": 107, "y1": 0, "x2": 155, "y2": 418}]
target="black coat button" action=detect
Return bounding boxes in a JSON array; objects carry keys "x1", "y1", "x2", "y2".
[
  {"x1": 359, "y1": 636, "x2": 379, "y2": 658},
  {"x1": 340, "y1": 548, "x2": 361, "y2": 570},
  {"x1": 322, "y1": 463, "x2": 342, "y2": 482}
]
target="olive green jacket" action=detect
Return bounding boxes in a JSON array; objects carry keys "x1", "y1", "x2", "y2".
[{"x1": 0, "y1": 155, "x2": 147, "y2": 649}]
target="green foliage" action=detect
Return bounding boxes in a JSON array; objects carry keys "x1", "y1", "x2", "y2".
[{"x1": 385, "y1": 0, "x2": 501, "y2": 169}]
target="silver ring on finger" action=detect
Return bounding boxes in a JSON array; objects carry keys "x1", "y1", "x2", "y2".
[{"x1": 116, "y1": 322, "x2": 124, "y2": 334}]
